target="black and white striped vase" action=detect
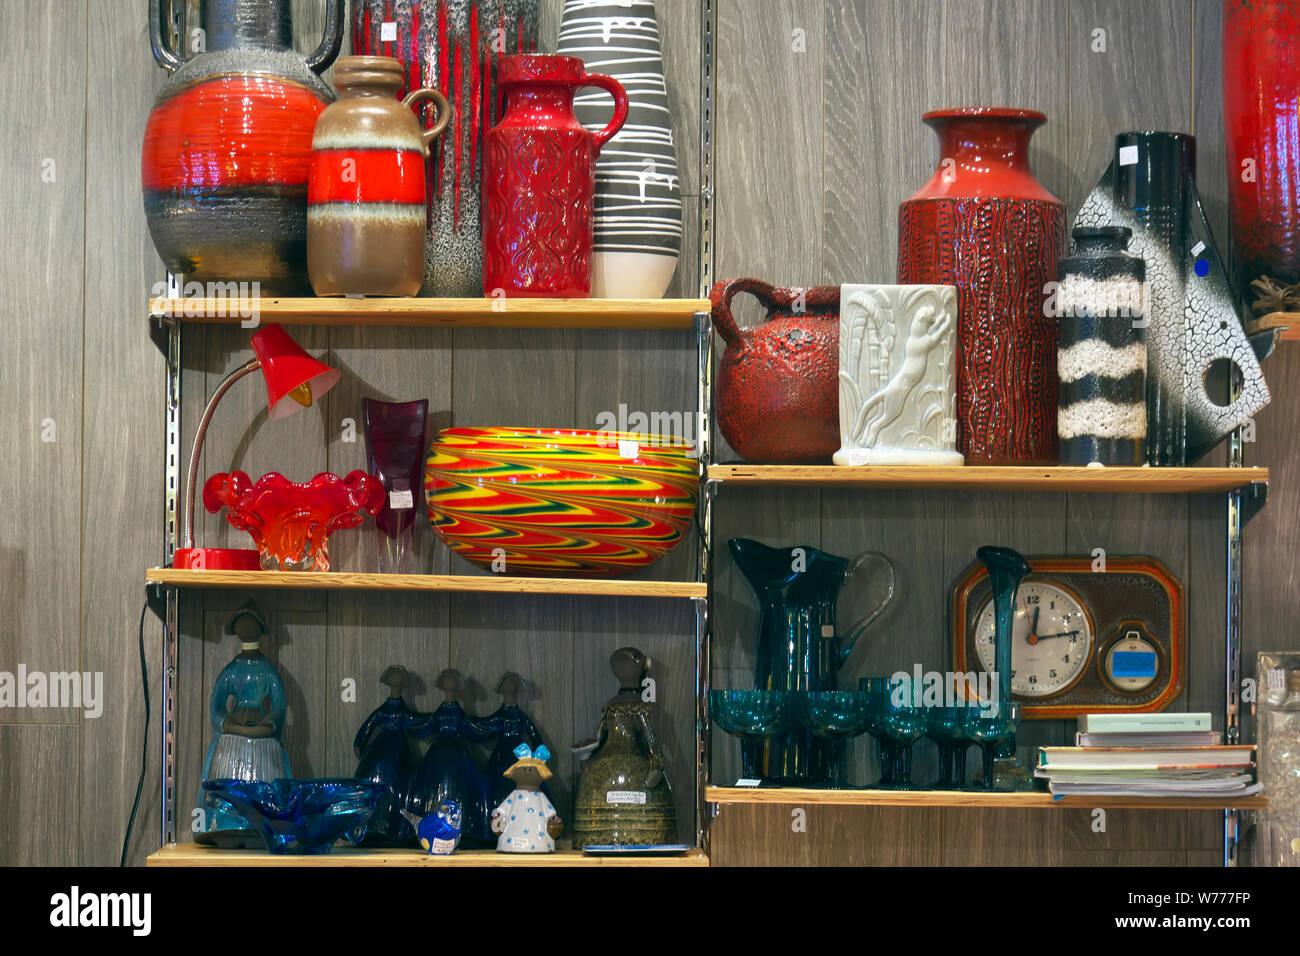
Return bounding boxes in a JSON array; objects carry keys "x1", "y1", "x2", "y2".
[
  {"x1": 557, "y1": 0, "x2": 681, "y2": 298},
  {"x1": 1055, "y1": 227, "x2": 1147, "y2": 466}
]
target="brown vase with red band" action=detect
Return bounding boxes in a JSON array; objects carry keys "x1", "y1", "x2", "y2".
[
  {"x1": 711, "y1": 279, "x2": 841, "y2": 464},
  {"x1": 897, "y1": 107, "x2": 1064, "y2": 464},
  {"x1": 307, "y1": 57, "x2": 450, "y2": 297},
  {"x1": 142, "y1": 0, "x2": 343, "y2": 294}
]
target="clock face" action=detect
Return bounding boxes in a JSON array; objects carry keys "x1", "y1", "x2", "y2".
[
  {"x1": 973, "y1": 581, "x2": 1094, "y2": 699},
  {"x1": 1101, "y1": 626, "x2": 1161, "y2": 694}
]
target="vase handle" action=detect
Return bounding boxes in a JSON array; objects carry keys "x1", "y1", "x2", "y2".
[
  {"x1": 306, "y1": 0, "x2": 345, "y2": 75},
  {"x1": 149, "y1": 0, "x2": 187, "y2": 72},
  {"x1": 580, "y1": 71, "x2": 630, "y2": 152},
  {"x1": 709, "y1": 278, "x2": 841, "y2": 348},
  {"x1": 404, "y1": 88, "x2": 452, "y2": 155},
  {"x1": 837, "y1": 551, "x2": 896, "y2": 665}
]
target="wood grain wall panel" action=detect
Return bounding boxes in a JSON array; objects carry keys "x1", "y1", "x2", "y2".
[
  {"x1": 940, "y1": 808, "x2": 1065, "y2": 866},
  {"x1": 1063, "y1": 808, "x2": 1191, "y2": 851},
  {"x1": 1065, "y1": 849, "x2": 1189, "y2": 866},
  {"x1": 175, "y1": 591, "x2": 205, "y2": 849},
  {"x1": 78, "y1": 0, "x2": 168, "y2": 865},
  {"x1": 0, "y1": 726, "x2": 80, "y2": 866},
  {"x1": 822, "y1": 0, "x2": 946, "y2": 286},
  {"x1": 1192, "y1": 0, "x2": 1228, "y2": 247},
  {"x1": 0, "y1": 0, "x2": 87, "y2": 722}
]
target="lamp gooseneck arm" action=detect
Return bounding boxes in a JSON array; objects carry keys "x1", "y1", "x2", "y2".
[{"x1": 182, "y1": 359, "x2": 261, "y2": 550}]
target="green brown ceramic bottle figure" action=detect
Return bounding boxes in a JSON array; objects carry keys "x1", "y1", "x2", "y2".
[
  {"x1": 571, "y1": 648, "x2": 678, "y2": 848},
  {"x1": 307, "y1": 56, "x2": 449, "y2": 296}
]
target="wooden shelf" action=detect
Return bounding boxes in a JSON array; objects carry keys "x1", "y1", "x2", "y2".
[
  {"x1": 708, "y1": 464, "x2": 1268, "y2": 494},
  {"x1": 147, "y1": 296, "x2": 710, "y2": 330},
  {"x1": 706, "y1": 786, "x2": 1266, "y2": 810},
  {"x1": 1246, "y1": 311, "x2": 1300, "y2": 341},
  {"x1": 146, "y1": 844, "x2": 709, "y2": 867},
  {"x1": 145, "y1": 568, "x2": 705, "y2": 598}
]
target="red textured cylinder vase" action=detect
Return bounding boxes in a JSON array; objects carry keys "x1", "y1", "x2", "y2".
[
  {"x1": 482, "y1": 55, "x2": 628, "y2": 297},
  {"x1": 897, "y1": 108, "x2": 1064, "y2": 464},
  {"x1": 1223, "y1": 0, "x2": 1300, "y2": 295}
]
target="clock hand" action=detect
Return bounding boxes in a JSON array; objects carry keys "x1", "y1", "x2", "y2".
[
  {"x1": 1029, "y1": 605, "x2": 1040, "y2": 640},
  {"x1": 1034, "y1": 629, "x2": 1081, "y2": 640}
]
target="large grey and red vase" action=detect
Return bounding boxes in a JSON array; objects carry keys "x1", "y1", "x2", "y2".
[
  {"x1": 353, "y1": 0, "x2": 540, "y2": 297},
  {"x1": 142, "y1": 0, "x2": 343, "y2": 294},
  {"x1": 897, "y1": 108, "x2": 1065, "y2": 464}
]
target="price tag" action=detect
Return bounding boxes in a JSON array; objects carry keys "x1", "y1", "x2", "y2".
[
  {"x1": 617, "y1": 439, "x2": 639, "y2": 459},
  {"x1": 1118, "y1": 145, "x2": 1139, "y2": 166},
  {"x1": 735, "y1": 778, "x2": 762, "y2": 788},
  {"x1": 1190, "y1": 241, "x2": 1206, "y2": 257},
  {"x1": 605, "y1": 790, "x2": 647, "y2": 805},
  {"x1": 845, "y1": 448, "x2": 871, "y2": 466},
  {"x1": 1268, "y1": 668, "x2": 1286, "y2": 692},
  {"x1": 380, "y1": 21, "x2": 397, "y2": 42},
  {"x1": 388, "y1": 489, "x2": 414, "y2": 511}
]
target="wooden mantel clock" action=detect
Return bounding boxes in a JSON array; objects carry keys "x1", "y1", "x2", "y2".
[{"x1": 951, "y1": 556, "x2": 1184, "y2": 719}]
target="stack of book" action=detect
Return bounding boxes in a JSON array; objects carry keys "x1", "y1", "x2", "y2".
[{"x1": 1036, "y1": 712, "x2": 1262, "y2": 799}]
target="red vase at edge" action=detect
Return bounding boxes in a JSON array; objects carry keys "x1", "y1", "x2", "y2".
[{"x1": 897, "y1": 107, "x2": 1064, "y2": 464}]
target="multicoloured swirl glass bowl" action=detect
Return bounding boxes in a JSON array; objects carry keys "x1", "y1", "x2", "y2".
[{"x1": 425, "y1": 427, "x2": 698, "y2": 578}]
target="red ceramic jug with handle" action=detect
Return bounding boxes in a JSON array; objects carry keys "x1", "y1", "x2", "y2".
[{"x1": 482, "y1": 55, "x2": 628, "y2": 298}]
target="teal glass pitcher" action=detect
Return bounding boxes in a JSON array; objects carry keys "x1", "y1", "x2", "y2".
[{"x1": 729, "y1": 538, "x2": 895, "y2": 783}]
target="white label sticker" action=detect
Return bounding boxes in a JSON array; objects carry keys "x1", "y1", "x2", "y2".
[
  {"x1": 617, "y1": 439, "x2": 639, "y2": 459},
  {"x1": 846, "y1": 448, "x2": 871, "y2": 466},
  {"x1": 381, "y1": 21, "x2": 397, "y2": 42},
  {"x1": 1268, "y1": 668, "x2": 1286, "y2": 692},
  {"x1": 606, "y1": 790, "x2": 647, "y2": 805},
  {"x1": 736, "y1": 778, "x2": 762, "y2": 788},
  {"x1": 821, "y1": 624, "x2": 835, "y2": 638},
  {"x1": 1190, "y1": 240, "x2": 1206, "y2": 257},
  {"x1": 1118, "y1": 145, "x2": 1139, "y2": 166},
  {"x1": 389, "y1": 489, "x2": 414, "y2": 510}
]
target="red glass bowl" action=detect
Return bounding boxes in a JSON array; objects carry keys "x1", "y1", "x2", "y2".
[
  {"x1": 425, "y1": 427, "x2": 699, "y2": 578},
  {"x1": 203, "y1": 471, "x2": 384, "y2": 571}
]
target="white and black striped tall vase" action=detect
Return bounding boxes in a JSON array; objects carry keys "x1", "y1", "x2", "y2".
[{"x1": 557, "y1": 0, "x2": 681, "y2": 298}]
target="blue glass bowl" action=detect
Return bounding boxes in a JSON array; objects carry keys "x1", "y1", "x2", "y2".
[{"x1": 202, "y1": 778, "x2": 388, "y2": 854}]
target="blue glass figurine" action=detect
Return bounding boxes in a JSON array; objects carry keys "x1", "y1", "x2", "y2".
[
  {"x1": 352, "y1": 665, "x2": 425, "y2": 843},
  {"x1": 400, "y1": 799, "x2": 463, "y2": 855},
  {"x1": 197, "y1": 602, "x2": 291, "y2": 843},
  {"x1": 405, "y1": 669, "x2": 496, "y2": 845},
  {"x1": 491, "y1": 744, "x2": 562, "y2": 854},
  {"x1": 484, "y1": 671, "x2": 552, "y2": 807}
]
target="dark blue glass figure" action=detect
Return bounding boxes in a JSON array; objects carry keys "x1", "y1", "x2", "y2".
[
  {"x1": 483, "y1": 672, "x2": 552, "y2": 807},
  {"x1": 352, "y1": 665, "x2": 424, "y2": 844},
  {"x1": 406, "y1": 669, "x2": 496, "y2": 845}
]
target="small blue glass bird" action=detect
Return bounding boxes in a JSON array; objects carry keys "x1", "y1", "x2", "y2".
[{"x1": 400, "y1": 799, "x2": 463, "y2": 855}]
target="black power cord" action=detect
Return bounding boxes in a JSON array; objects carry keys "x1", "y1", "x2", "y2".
[{"x1": 121, "y1": 601, "x2": 151, "y2": 867}]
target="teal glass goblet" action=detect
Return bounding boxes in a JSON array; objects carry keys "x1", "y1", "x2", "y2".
[
  {"x1": 964, "y1": 701, "x2": 1020, "y2": 791},
  {"x1": 927, "y1": 705, "x2": 972, "y2": 789},
  {"x1": 875, "y1": 678, "x2": 930, "y2": 790},
  {"x1": 794, "y1": 690, "x2": 873, "y2": 789},
  {"x1": 860, "y1": 677, "x2": 899, "y2": 788},
  {"x1": 710, "y1": 690, "x2": 791, "y2": 784}
]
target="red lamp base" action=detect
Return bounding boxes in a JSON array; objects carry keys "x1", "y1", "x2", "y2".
[{"x1": 172, "y1": 548, "x2": 262, "y2": 571}]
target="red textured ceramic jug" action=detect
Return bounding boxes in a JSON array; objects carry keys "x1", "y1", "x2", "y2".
[
  {"x1": 482, "y1": 55, "x2": 628, "y2": 297},
  {"x1": 711, "y1": 279, "x2": 841, "y2": 464}
]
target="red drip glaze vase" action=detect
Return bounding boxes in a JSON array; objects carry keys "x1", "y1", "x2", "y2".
[
  {"x1": 482, "y1": 55, "x2": 629, "y2": 297},
  {"x1": 897, "y1": 108, "x2": 1064, "y2": 464},
  {"x1": 203, "y1": 471, "x2": 385, "y2": 572},
  {"x1": 142, "y1": 0, "x2": 343, "y2": 294},
  {"x1": 1223, "y1": 0, "x2": 1300, "y2": 295}
]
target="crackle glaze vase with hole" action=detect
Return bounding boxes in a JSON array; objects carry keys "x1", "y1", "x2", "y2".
[
  {"x1": 307, "y1": 57, "x2": 450, "y2": 296},
  {"x1": 1073, "y1": 131, "x2": 1269, "y2": 466},
  {"x1": 834, "y1": 284, "x2": 962, "y2": 466},
  {"x1": 711, "y1": 278, "x2": 841, "y2": 464},
  {"x1": 143, "y1": 0, "x2": 343, "y2": 293},
  {"x1": 482, "y1": 55, "x2": 628, "y2": 297},
  {"x1": 897, "y1": 108, "x2": 1065, "y2": 464}
]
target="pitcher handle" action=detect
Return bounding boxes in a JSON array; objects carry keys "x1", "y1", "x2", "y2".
[
  {"x1": 403, "y1": 88, "x2": 452, "y2": 155},
  {"x1": 150, "y1": 0, "x2": 186, "y2": 72},
  {"x1": 306, "y1": 0, "x2": 345, "y2": 74},
  {"x1": 838, "y1": 550, "x2": 896, "y2": 657},
  {"x1": 709, "y1": 277, "x2": 778, "y2": 348},
  {"x1": 580, "y1": 71, "x2": 630, "y2": 152}
]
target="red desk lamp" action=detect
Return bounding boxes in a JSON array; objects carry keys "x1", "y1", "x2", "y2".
[{"x1": 172, "y1": 324, "x2": 340, "y2": 570}]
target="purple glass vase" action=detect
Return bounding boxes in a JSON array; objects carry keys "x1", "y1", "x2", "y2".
[{"x1": 363, "y1": 398, "x2": 429, "y2": 573}]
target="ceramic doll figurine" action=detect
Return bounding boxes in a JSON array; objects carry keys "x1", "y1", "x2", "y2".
[
  {"x1": 483, "y1": 671, "x2": 551, "y2": 807},
  {"x1": 405, "y1": 669, "x2": 496, "y2": 845},
  {"x1": 570, "y1": 647, "x2": 679, "y2": 848},
  {"x1": 352, "y1": 665, "x2": 425, "y2": 843},
  {"x1": 196, "y1": 602, "x2": 291, "y2": 843},
  {"x1": 491, "y1": 744, "x2": 562, "y2": 853},
  {"x1": 400, "y1": 799, "x2": 463, "y2": 855}
]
